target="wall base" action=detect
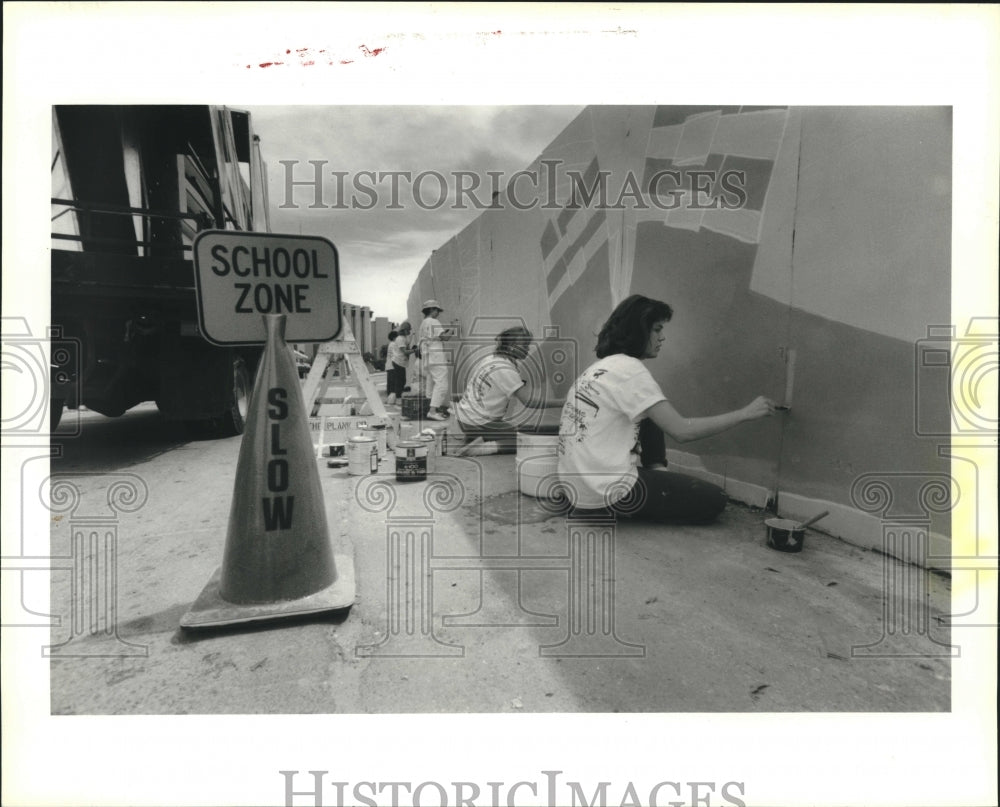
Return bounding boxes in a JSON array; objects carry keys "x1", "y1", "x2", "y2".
[{"x1": 665, "y1": 450, "x2": 951, "y2": 573}]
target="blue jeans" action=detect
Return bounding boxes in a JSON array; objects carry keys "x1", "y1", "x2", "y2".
[{"x1": 568, "y1": 419, "x2": 727, "y2": 524}]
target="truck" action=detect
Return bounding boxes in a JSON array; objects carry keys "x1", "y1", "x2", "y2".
[{"x1": 50, "y1": 105, "x2": 271, "y2": 435}]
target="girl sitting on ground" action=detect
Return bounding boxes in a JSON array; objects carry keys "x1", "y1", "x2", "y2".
[{"x1": 557, "y1": 294, "x2": 775, "y2": 523}]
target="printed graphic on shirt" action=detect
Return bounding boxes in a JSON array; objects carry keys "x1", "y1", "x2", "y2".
[
  {"x1": 456, "y1": 355, "x2": 525, "y2": 425},
  {"x1": 556, "y1": 354, "x2": 667, "y2": 508}
]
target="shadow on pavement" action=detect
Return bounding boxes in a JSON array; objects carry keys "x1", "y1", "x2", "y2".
[{"x1": 51, "y1": 405, "x2": 231, "y2": 472}]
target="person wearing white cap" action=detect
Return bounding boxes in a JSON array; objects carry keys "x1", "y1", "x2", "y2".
[{"x1": 417, "y1": 299, "x2": 456, "y2": 420}]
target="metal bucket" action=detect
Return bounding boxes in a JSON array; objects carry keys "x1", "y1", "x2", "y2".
[
  {"x1": 416, "y1": 433, "x2": 437, "y2": 473},
  {"x1": 401, "y1": 394, "x2": 431, "y2": 421},
  {"x1": 516, "y1": 425, "x2": 560, "y2": 499},
  {"x1": 394, "y1": 440, "x2": 428, "y2": 482},
  {"x1": 361, "y1": 425, "x2": 387, "y2": 457},
  {"x1": 764, "y1": 518, "x2": 808, "y2": 552},
  {"x1": 764, "y1": 510, "x2": 829, "y2": 553},
  {"x1": 347, "y1": 436, "x2": 378, "y2": 476}
]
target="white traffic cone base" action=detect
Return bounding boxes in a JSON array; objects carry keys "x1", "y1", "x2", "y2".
[{"x1": 180, "y1": 555, "x2": 355, "y2": 629}]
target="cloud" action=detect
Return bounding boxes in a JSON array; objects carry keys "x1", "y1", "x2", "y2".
[{"x1": 245, "y1": 105, "x2": 584, "y2": 320}]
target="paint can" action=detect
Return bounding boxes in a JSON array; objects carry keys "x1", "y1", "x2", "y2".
[
  {"x1": 401, "y1": 394, "x2": 431, "y2": 421},
  {"x1": 394, "y1": 440, "x2": 428, "y2": 482},
  {"x1": 383, "y1": 420, "x2": 398, "y2": 450},
  {"x1": 416, "y1": 433, "x2": 437, "y2": 473},
  {"x1": 347, "y1": 435, "x2": 378, "y2": 476},
  {"x1": 361, "y1": 425, "x2": 387, "y2": 457},
  {"x1": 764, "y1": 511, "x2": 828, "y2": 553},
  {"x1": 325, "y1": 441, "x2": 346, "y2": 458},
  {"x1": 516, "y1": 425, "x2": 560, "y2": 459},
  {"x1": 516, "y1": 425, "x2": 560, "y2": 498}
]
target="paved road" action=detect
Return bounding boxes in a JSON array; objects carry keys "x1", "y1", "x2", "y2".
[{"x1": 45, "y1": 403, "x2": 952, "y2": 714}]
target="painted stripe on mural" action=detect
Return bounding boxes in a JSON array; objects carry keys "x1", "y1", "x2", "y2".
[
  {"x1": 673, "y1": 110, "x2": 722, "y2": 167},
  {"x1": 711, "y1": 109, "x2": 787, "y2": 161},
  {"x1": 539, "y1": 150, "x2": 611, "y2": 309},
  {"x1": 545, "y1": 207, "x2": 608, "y2": 295},
  {"x1": 637, "y1": 107, "x2": 786, "y2": 243},
  {"x1": 548, "y1": 232, "x2": 609, "y2": 308},
  {"x1": 539, "y1": 108, "x2": 788, "y2": 308}
]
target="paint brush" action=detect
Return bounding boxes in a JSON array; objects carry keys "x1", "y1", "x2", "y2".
[{"x1": 783, "y1": 348, "x2": 796, "y2": 408}]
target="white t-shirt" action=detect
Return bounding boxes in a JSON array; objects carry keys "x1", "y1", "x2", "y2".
[
  {"x1": 418, "y1": 316, "x2": 449, "y2": 365},
  {"x1": 454, "y1": 355, "x2": 525, "y2": 426},
  {"x1": 387, "y1": 335, "x2": 408, "y2": 368},
  {"x1": 557, "y1": 354, "x2": 667, "y2": 508}
]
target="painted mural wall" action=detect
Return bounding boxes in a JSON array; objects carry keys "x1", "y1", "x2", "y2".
[{"x1": 406, "y1": 106, "x2": 952, "y2": 546}]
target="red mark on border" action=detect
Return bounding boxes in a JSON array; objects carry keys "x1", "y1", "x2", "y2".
[{"x1": 244, "y1": 45, "x2": 375, "y2": 68}]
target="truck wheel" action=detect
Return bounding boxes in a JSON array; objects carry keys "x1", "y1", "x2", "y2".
[{"x1": 218, "y1": 356, "x2": 252, "y2": 437}]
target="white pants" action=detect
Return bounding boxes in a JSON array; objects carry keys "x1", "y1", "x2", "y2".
[{"x1": 422, "y1": 362, "x2": 451, "y2": 409}]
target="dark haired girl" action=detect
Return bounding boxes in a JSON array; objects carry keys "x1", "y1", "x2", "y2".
[{"x1": 557, "y1": 294, "x2": 775, "y2": 522}]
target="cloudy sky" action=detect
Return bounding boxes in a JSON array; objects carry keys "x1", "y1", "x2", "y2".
[{"x1": 245, "y1": 105, "x2": 585, "y2": 323}]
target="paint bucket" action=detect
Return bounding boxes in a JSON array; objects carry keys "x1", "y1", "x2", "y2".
[
  {"x1": 416, "y1": 433, "x2": 437, "y2": 473},
  {"x1": 325, "y1": 442, "x2": 346, "y2": 458},
  {"x1": 383, "y1": 420, "x2": 398, "y2": 450},
  {"x1": 361, "y1": 425, "x2": 387, "y2": 457},
  {"x1": 517, "y1": 455, "x2": 561, "y2": 499},
  {"x1": 401, "y1": 394, "x2": 431, "y2": 421},
  {"x1": 347, "y1": 436, "x2": 378, "y2": 476},
  {"x1": 516, "y1": 425, "x2": 560, "y2": 498},
  {"x1": 764, "y1": 511, "x2": 829, "y2": 553},
  {"x1": 421, "y1": 424, "x2": 449, "y2": 456},
  {"x1": 516, "y1": 424, "x2": 560, "y2": 459},
  {"x1": 394, "y1": 440, "x2": 428, "y2": 482}
]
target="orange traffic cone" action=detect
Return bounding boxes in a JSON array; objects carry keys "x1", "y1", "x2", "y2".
[{"x1": 181, "y1": 314, "x2": 356, "y2": 629}]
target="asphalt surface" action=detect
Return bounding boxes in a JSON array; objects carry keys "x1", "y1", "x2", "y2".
[{"x1": 45, "y1": 401, "x2": 952, "y2": 715}]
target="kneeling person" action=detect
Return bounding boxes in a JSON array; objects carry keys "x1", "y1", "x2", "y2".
[{"x1": 453, "y1": 326, "x2": 560, "y2": 454}]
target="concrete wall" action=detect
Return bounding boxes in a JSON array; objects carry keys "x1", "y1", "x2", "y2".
[{"x1": 405, "y1": 106, "x2": 952, "y2": 549}]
